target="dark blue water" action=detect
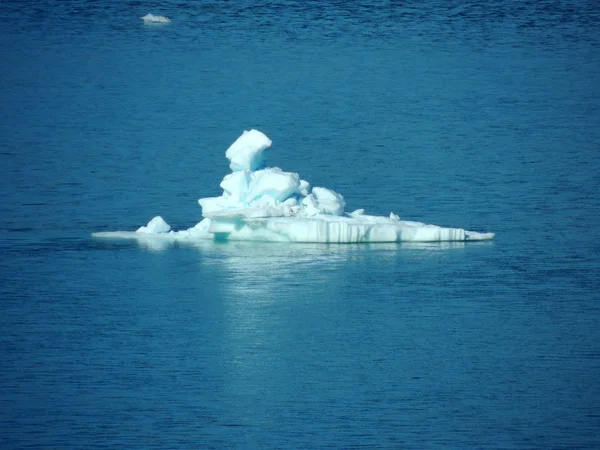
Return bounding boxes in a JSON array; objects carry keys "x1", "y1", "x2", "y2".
[{"x1": 2, "y1": 1, "x2": 600, "y2": 448}]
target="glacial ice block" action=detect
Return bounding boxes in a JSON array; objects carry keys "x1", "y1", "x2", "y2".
[
  {"x1": 141, "y1": 14, "x2": 171, "y2": 24},
  {"x1": 225, "y1": 129, "x2": 272, "y2": 172},
  {"x1": 92, "y1": 129, "x2": 495, "y2": 244}
]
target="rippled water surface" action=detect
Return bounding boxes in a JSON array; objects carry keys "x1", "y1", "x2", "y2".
[{"x1": 2, "y1": 1, "x2": 600, "y2": 448}]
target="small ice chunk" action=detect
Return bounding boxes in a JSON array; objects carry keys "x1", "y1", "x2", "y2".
[
  {"x1": 245, "y1": 168, "x2": 300, "y2": 204},
  {"x1": 312, "y1": 187, "x2": 345, "y2": 216},
  {"x1": 225, "y1": 129, "x2": 272, "y2": 172},
  {"x1": 136, "y1": 216, "x2": 171, "y2": 234},
  {"x1": 301, "y1": 194, "x2": 320, "y2": 217},
  {"x1": 298, "y1": 180, "x2": 311, "y2": 196},
  {"x1": 141, "y1": 14, "x2": 171, "y2": 24}
]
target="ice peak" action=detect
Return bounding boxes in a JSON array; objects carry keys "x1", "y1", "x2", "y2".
[{"x1": 225, "y1": 129, "x2": 272, "y2": 172}]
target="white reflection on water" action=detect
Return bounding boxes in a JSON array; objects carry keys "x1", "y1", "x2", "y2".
[
  {"x1": 95, "y1": 234, "x2": 495, "y2": 438},
  {"x1": 124, "y1": 236, "x2": 486, "y2": 281}
]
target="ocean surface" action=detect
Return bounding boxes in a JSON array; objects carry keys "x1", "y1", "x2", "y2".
[{"x1": 2, "y1": 1, "x2": 600, "y2": 448}]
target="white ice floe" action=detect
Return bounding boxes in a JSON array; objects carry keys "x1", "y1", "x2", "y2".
[
  {"x1": 141, "y1": 14, "x2": 171, "y2": 24},
  {"x1": 93, "y1": 129, "x2": 495, "y2": 244}
]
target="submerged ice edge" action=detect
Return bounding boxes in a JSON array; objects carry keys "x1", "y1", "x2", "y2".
[{"x1": 93, "y1": 129, "x2": 494, "y2": 244}]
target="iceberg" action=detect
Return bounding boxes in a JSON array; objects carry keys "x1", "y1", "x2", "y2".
[
  {"x1": 141, "y1": 14, "x2": 171, "y2": 24},
  {"x1": 93, "y1": 130, "x2": 494, "y2": 244}
]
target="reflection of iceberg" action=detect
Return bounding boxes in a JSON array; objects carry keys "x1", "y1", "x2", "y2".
[
  {"x1": 141, "y1": 14, "x2": 171, "y2": 24},
  {"x1": 93, "y1": 130, "x2": 494, "y2": 243}
]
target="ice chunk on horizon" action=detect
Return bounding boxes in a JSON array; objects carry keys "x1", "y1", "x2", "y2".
[
  {"x1": 141, "y1": 14, "x2": 171, "y2": 24},
  {"x1": 93, "y1": 129, "x2": 495, "y2": 244}
]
